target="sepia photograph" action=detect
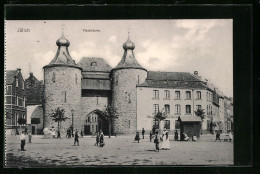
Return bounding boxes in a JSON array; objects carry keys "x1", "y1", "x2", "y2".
[{"x1": 4, "y1": 19, "x2": 234, "y2": 166}]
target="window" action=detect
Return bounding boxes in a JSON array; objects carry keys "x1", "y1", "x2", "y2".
[
  {"x1": 164, "y1": 120, "x2": 170, "y2": 129},
  {"x1": 95, "y1": 117, "x2": 96, "y2": 122},
  {"x1": 75, "y1": 74, "x2": 78, "y2": 84},
  {"x1": 175, "y1": 120, "x2": 180, "y2": 129},
  {"x1": 95, "y1": 95, "x2": 101, "y2": 105},
  {"x1": 207, "y1": 105, "x2": 209, "y2": 115},
  {"x1": 186, "y1": 105, "x2": 191, "y2": 114},
  {"x1": 16, "y1": 95, "x2": 18, "y2": 106},
  {"x1": 196, "y1": 91, "x2": 201, "y2": 99},
  {"x1": 196, "y1": 105, "x2": 202, "y2": 110},
  {"x1": 207, "y1": 120, "x2": 211, "y2": 130},
  {"x1": 91, "y1": 62, "x2": 97, "y2": 66},
  {"x1": 16, "y1": 78, "x2": 18, "y2": 87},
  {"x1": 186, "y1": 91, "x2": 191, "y2": 99},
  {"x1": 175, "y1": 91, "x2": 180, "y2": 99},
  {"x1": 164, "y1": 90, "x2": 170, "y2": 99},
  {"x1": 153, "y1": 104, "x2": 159, "y2": 114},
  {"x1": 15, "y1": 114, "x2": 18, "y2": 125},
  {"x1": 165, "y1": 104, "x2": 170, "y2": 114},
  {"x1": 62, "y1": 91, "x2": 67, "y2": 103},
  {"x1": 153, "y1": 120, "x2": 159, "y2": 129},
  {"x1": 128, "y1": 120, "x2": 131, "y2": 129},
  {"x1": 153, "y1": 90, "x2": 159, "y2": 99},
  {"x1": 6, "y1": 85, "x2": 12, "y2": 95},
  {"x1": 175, "y1": 104, "x2": 181, "y2": 114},
  {"x1": 92, "y1": 117, "x2": 94, "y2": 122},
  {"x1": 207, "y1": 92, "x2": 208, "y2": 101},
  {"x1": 88, "y1": 117, "x2": 90, "y2": 122},
  {"x1": 52, "y1": 73, "x2": 56, "y2": 83}
]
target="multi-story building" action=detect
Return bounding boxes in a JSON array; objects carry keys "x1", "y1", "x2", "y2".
[
  {"x1": 41, "y1": 33, "x2": 232, "y2": 135},
  {"x1": 5, "y1": 68, "x2": 27, "y2": 130}
]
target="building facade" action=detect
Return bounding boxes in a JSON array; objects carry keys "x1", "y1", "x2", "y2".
[
  {"x1": 42, "y1": 33, "x2": 233, "y2": 135},
  {"x1": 5, "y1": 68, "x2": 27, "y2": 129}
]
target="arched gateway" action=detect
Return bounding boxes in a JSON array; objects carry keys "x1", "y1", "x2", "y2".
[{"x1": 84, "y1": 110, "x2": 109, "y2": 135}]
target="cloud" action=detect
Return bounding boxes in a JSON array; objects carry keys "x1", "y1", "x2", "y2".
[{"x1": 108, "y1": 35, "x2": 117, "y2": 42}]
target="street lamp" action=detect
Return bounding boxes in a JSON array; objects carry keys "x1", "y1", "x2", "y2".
[{"x1": 71, "y1": 109, "x2": 74, "y2": 137}]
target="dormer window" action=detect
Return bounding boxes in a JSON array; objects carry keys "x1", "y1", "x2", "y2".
[{"x1": 91, "y1": 62, "x2": 97, "y2": 66}]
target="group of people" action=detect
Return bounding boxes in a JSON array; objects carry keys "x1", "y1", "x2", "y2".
[
  {"x1": 215, "y1": 131, "x2": 233, "y2": 142},
  {"x1": 95, "y1": 131, "x2": 105, "y2": 147}
]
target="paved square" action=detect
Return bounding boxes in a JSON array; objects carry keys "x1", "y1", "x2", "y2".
[{"x1": 5, "y1": 134, "x2": 233, "y2": 166}]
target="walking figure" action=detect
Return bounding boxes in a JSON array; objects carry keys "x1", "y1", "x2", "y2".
[
  {"x1": 154, "y1": 131, "x2": 159, "y2": 152},
  {"x1": 99, "y1": 132, "x2": 105, "y2": 147},
  {"x1": 134, "y1": 132, "x2": 140, "y2": 143},
  {"x1": 149, "y1": 131, "x2": 152, "y2": 142},
  {"x1": 28, "y1": 132, "x2": 32, "y2": 143},
  {"x1": 142, "y1": 128, "x2": 145, "y2": 139},
  {"x1": 74, "y1": 129, "x2": 79, "y2": 146},
  {"x1": 174, "y1": 130, "x2": 178, "y2": 141},
  {"x1": 95, "y1": 133, "x2": 100, "y2": 146},
  {"x1": 20, "y1": 131, "x2": 26, "y2": 151}
]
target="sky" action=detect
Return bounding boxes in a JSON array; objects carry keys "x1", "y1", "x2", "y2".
[{"x1": 5, "y1": 20, "x2": 233, "y2": 97}]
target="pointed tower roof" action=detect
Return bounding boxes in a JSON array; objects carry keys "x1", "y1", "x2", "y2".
[
  {"x1": 43, "y1": 32, "x2": 81, "y2": 70},
  {"x1": 112, "y1": 34, "x2": 146, "y2": 71}
]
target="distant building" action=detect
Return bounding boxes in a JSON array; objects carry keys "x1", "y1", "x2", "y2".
[
  {"x1": 5, "y1": 68, "x2": 27, "y2": 130},
  {"x1": 41, "y1": 33, "x2": 233, "y2": 135},
  {"x1": 25, "y1": 73, "x2": 44, "y2": 134}
]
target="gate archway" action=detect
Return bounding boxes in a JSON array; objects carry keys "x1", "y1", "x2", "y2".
[{"x1": 84, "y1": 110, "x2": 109, "y2": 135}]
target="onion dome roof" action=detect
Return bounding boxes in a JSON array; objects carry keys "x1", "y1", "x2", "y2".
[
  {"x1": 112, "y1": 35, "x2": 146, "y2": 71},
  {"x1": 43, "y1": 33, "x2": 81, "y2": 70}
]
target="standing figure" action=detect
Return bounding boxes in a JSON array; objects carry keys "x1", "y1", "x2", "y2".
[
  {"x1": 74, "y1": 129, "x2": 79, "y2": 146},
  {"x1": 154, "y1": 131, "x2": 159, "y2": 152},
  {"x1": 142, "y1": 128, "x2": 145, "y2": 139},
  {"x1": 183, "y1": 132, "x2": 189, "y2": 141},
  {"x1": 228, "y1": 132, "x2": 233, "y2": 142},
  {"x1": 25, "y1": 128, "x2": 28, "y2": 135},
  {"x1": 149, "y1": 131, "x2": 153, "y2": 142},
  {"x1": 80, "y1": 129, "x2": 84, "y2": 138},
  {"x1": 174, "y1": 130, "x2": 178, "y2": 141},
  {"x1": 57, "y1": 130, "x2": 61, "y2": 139},
  {"x1": 215, "y1": 131, "x2": 221, "y2": 142},
  {"x1": 134, "y1": 132, "x2": 140, "y2": 143},
  {"x1": 161, "y1": 128, "x2": 170, "y2": 150},
  {"x1": 95, "y1": 133, "x2": 100, "y2": 146},
  {"x1": 28, "y1": 132, "x2": 32, "y2": 143},
  {"x1": 20, "y1": 131, "x2": 26, "y2": 151},
  {"x1": 16, "y1": 128, "x2": 19, "y2": 135}
]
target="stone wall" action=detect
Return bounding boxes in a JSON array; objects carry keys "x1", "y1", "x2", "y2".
[
  {"x1": 43, "y1": 66, "x2": 82, "y2": 135},
  {"x1": 111, "y1": 68, "x2": 147, "y2": 135}
]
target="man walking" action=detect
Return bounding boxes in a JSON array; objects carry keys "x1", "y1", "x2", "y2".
[
  {"x1": 74, "y1": 129, "x2": 79, "y2": 146},
  {"x1": 20, "y1": 131, "x2": 26, "y2": 151},
  {"x1": 150, "y1": 131, "x2": 153, "y2": 142},
  {"x1": 142, "y1": 128, "x2": 145, "y2": 139}
]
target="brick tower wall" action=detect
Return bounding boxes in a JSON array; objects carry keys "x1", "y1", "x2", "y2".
[
  {"x1": 111, "y1": 68, "x2": 147, "y2": 135},
  {"x1": 44, "y1": 66, "x2": 82, "y2": 135}
]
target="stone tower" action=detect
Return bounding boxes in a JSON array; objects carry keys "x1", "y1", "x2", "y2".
[
  {"x1": 43, "y1": 33, "x2": 82, "y2": 133},
  {"x1": 111, "y1": 35, "x2": 147, "y2": 134}
]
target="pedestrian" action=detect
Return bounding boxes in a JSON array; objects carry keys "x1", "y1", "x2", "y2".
[
  {"x1": 228, "y1": 132, "x2": 233, "y2": 142},
  {"x1": 142, "y1": 128, "x2": 145, "y2": 139},
  {"x1": 16, "y1": 128, "x2": 19, "y2": 135},
  {"x1": 215, "y1": 131, "x2": 221, "y2": 142},
  {"x1": 134, "y1": 131, "x2": 140, "y2": 143},
  {"x1": 174, "y1": 130, "x2": 178, "y2": 141},
  {"x1": 20, "y1": 131, "x2": 26, "y2": 151},
  {"x1": 74, "y1": 129, "x2": 79, "y2": 146},
  {"x1": 57, "y1": 130, "x2": 61, "y2": 139},
  {"x1": 149, "y1": 131, "x2": 152, "y2": 142},
  {"x1": 28, "y1": 132, "x2": 32, "y2": 143},
  {"x1": 95, "y1": 132, "x2": 100, "y2": 146},
  {"x1": 154, "y1": 131, "x2": 159, "y2": 152},
  {"x1": 80, "y1": 129, "x2": 84, "y2": 138},
  {"x1": 25, "y1": 128, "x2": 28, "y2": 135},
  {"x1": 152, "y1": 126, "x2": 156, "y2": 134},
  {"x1": 183, "y1": 132, "x2": 189, "y2": 141},
  {"x1": 100, "y1": 131, "x2": 105, "y2": 147}
]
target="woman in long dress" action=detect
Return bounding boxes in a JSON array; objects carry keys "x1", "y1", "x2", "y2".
[{"x1": 161, "y1": 128, "x2": 170, "y2": 150}]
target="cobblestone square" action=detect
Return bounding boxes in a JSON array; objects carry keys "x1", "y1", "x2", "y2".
[{"x1": 5, "y1": 134, "x2": 233, "y2": 166}]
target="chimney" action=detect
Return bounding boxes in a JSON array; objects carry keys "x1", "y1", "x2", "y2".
[
  {"x1": 17, "y1": 68, "x2": 21, "y2": 73},
  {"x1": 30, "y1": 72, "x2": 33, "y2": 77},
  {"x1": 194, "y1": 71, "x2": 198, "y2": 76}
]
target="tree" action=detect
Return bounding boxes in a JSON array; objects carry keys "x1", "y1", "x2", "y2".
[
  {"x1": 101, "y1": 105, "x2": 118, "y2": 138},
  {"x1": 50, "y1": 107, "x2": 69, "y2": 132},
  {"x1": 18, "y1": 117, "x2": 27, "y2": 125},
  {"x1": 194, "y1": 108, "x2": 206, "y2": 120},
  {"x1": 153, "y1": 109, "x2": 167, "y2": 134}
]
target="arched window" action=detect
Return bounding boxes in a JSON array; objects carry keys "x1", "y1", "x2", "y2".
[
  {"x1": 196, "y1": 91, "x2": 201, "y2": 99},
  {"x1": 91, "y1": 62, "x2": 97, "y2": 66},
  {"x1": 52, "y1": 73, "x2": 56, "y2": 83}
]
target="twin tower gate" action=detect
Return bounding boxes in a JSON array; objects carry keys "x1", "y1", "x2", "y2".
[{"x1": 84, "y1": 110, "x2": 109, "y2": 135}]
